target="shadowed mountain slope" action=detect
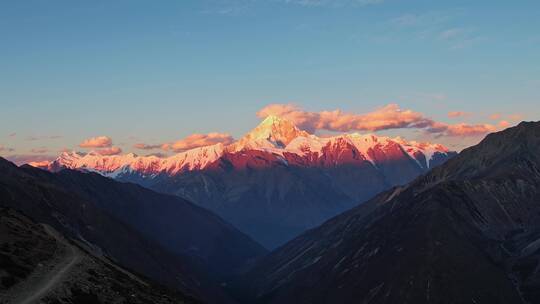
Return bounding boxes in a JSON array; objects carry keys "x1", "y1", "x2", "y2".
[
  {"x1": 0, "y1": 207, "x2": 200, "y2": 304},
  {"x1": 240, "y1": 121, "x2": 540, "y2": 304},
  {"x1": 0, "y1": 158, "x2": 266, "y2": 303}
]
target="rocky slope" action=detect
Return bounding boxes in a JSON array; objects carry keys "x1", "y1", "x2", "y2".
[
  {"x1": 33, "y1": 116, "x2": 456, "y2": 248},
  {"x1": 240, "y1": 121, "x2": 540, "y2": 304},
  {"x1": 0, "y1": 158, "x2": 266, "y2": 303},
  {"x1": 0, "y1": 208, "x2": 200, "y2": 304}
]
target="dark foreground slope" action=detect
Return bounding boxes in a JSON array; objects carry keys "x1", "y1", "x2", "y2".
[
  {"x1": 0, "y1": 207, "x2": 199, "y2": 304},
  {"x1": 241, "y1": 121, "x2": 540, "y2": 304},
  {"x1": 0, "y1": 159, "x2": 266, "y2": 303}
]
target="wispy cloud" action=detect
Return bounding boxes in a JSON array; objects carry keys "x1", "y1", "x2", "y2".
[
  {"x1": 489, "y1": 113, "x2": 501, "y2": 120},
  {"x1": 390, "y1": 11, "x2": 453, "y2": 28},
  {"x1": 384, "y1": 10, "x2": 482, "y2": 49},
  {"x1": 95, "y1": 146, "x2": 122, "y2": 156},
  {"x1": 439, "y1": 28, "x2": 466, "y2": 40},
  {"x1": 202, "y1": 0, "x2": 383, "y2": 15},
  {"x1": 258, "y1": 103, "x2": 499, "y2": 137},
  {"x1": 162, "y1": 133, "x2": 234, "y2": 152},
  {"x1": 0, "y1": 145, "x2": 15, "y2": 153},
  {"x1": 25, "y1": 135, "x2": 63, "y2": 141},
  {"x1": 507, "y1": 114, "x2": 524, "y2": 121},
  {"x1": 281, "y1": 0, "x2": 383, "y2": 7},
  {"x1": 417, "y1": 92, "x2": 447, "y2": 102},
  {"x1": 79, "y1": 136, "x2": 113, "y2": 148},
  {"x1": 438, "y1": 27, "x2": 483, "y2": 49},
  {"x1": 30, "y1": 147, "x2": 49, "y2": 154},
  {"x1": 489, "y1": 113, "x2": 524, "y2": 122},
  {"x1": 498, "y1": 120, "x2": 510, "y2": 128},
  {"x1": 447, "y1": 111, "x2": 471, "y2": 118},
  {"x1": 200, "y1": 5, "x2": 249, "y2": 16}
]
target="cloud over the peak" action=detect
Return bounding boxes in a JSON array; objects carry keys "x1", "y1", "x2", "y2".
[
  {"x1": 163, "y1": 133, "x2": 234, "y2": 152},
  {"x1": 257, "y1": 103, "x2": 499, "y2": 137},
  {"x1": 96, "y1": 146, "x2": 122, "y2": 156},
  {"x1": 79, "y1": 136, "x2": 112, "y2": 148},
  {"x1": 257, "y1": 103, "x2": 433, "y2": 133}
]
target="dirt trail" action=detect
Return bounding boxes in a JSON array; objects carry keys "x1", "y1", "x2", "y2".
[{"x1": 5, "y1": 225, "x2": 82, "y2": 304}]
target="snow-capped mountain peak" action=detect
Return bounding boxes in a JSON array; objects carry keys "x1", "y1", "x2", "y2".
[{"x1": 230, "y1": 115, "x2": 310, "y2": 151}]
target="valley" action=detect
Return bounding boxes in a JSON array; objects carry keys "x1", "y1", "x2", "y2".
[{"x1": 34, "y1": 116, "x2": 455, "y2": 248}]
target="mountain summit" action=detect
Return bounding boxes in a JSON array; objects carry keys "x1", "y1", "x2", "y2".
[{"x1": 231, "y1": 115, "x2": 310, "y2": 151}]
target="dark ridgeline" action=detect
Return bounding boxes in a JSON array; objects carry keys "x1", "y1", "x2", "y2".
[
  {"x1": 0, "y1": 158, "x2": 266, "y2": 303},
  {"x1": 238, "y1": 121, "x2": 540, "y2": 304}
]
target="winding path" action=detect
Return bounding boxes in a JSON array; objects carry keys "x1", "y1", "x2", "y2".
[{"x1": 9, "y1": 225, "x2": 82, "y2": 304}]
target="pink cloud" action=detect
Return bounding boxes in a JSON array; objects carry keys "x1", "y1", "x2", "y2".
[
  {"x1": 258, "y1": 103, "x2": 498, "y2": 137},
  {"x1": 435, "y1": 123, "x2": 497, "y2": 137},
  {"x1": 498, "y1": 120, "x2": 510, "y2": 128},
  {"x1": 4, "y1": 154, "x2": 57, "y2": 166},
  {"x1": 490, "y1": 113, "x2": 523, "y2": 122},
  {"x1": 8, "y1": 133, "x2": 16, "y2": 137},
  {"x1": 96, "y1": 146, "x2": 122, "y2": 156},
  {"x1": 507, "y1": 114, "x2": 524, "y2": 121},
  {"x1": 163, "y1": 133, "x2": 234, "y2": 152},
  {"x1": 79, "y1": 136, "x2": 112, "y2": 148},
  {"x1": 489, "y1": 113, "x2": 501, "y2": 120},
  {"x1": 257, "y1": 103, "x2": 434, "y2": 133},
  {"x1": 447, "y1": 111, "x2": 470, "y2": 118},
  {"x1": 134, "y1": 143, "x2": 162, "y2": 150}
]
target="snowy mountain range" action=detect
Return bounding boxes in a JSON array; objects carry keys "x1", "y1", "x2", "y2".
[
  {"x1": 34, "y1": 115, "x2": 453, "y2": 176},
  {"x1": 32, "y1": 115, "x2": 456, "y2": 248}
]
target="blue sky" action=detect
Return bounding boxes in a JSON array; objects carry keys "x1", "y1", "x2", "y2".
[{"x1": 1, "y1": 0, "x2": 539, "y2": 162}]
